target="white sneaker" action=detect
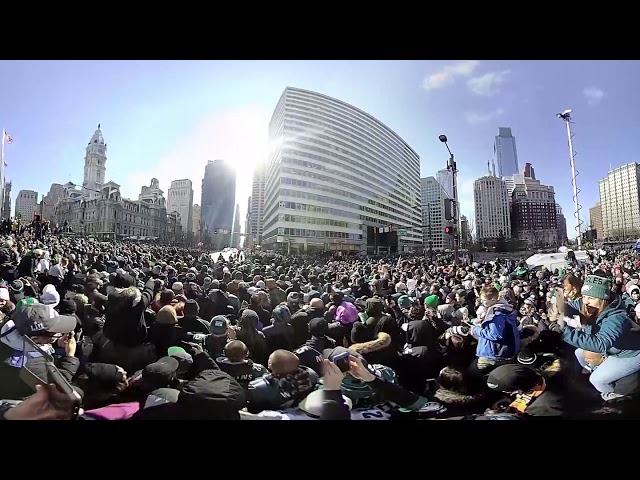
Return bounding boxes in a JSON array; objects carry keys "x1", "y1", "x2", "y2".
[{"x1": 601, "y1": 392, "x2": 626, "y2": 402}]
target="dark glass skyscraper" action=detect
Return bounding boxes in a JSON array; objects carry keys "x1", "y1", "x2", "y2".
[{"x1": 201, "y1": 159, "x2": 236, "y2": 250}]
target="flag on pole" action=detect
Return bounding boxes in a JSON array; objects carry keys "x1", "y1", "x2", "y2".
[{"x1": 2, "y1": 129, "x2": 12, "y2": 167}]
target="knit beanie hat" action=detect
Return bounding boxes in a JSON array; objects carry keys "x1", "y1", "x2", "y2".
[
  {"x1": 424, "y1": 294, "x2": 439, "y2": 309},
  {"x1": 581, "y1": 275, "x2": 612, "y2": 300}
]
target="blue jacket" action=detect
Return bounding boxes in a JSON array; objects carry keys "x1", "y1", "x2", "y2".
[
  {"x1": 472, "y1": 301, "x2": 520, "y2": 361},
  {"x1": 564, "y1": 297, "x2": 640, "y2": 358}
]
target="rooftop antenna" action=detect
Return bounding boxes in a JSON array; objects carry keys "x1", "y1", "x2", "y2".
[{"x1": 556, "y1": 109, "x2": 584, "y2": 247}]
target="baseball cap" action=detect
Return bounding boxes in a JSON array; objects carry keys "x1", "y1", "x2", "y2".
[
  {"x1": 397, "y1": 295, "x2": 412, "y2": 307},
  {"x1": 486, "y1": 364, "x2": 541, "y2": 393},
  {"x1": 16, "y1": 297, "x2": 38, "y2": 313},
  {"x1": 168, "y1": 346, "x2": 193, "y2": 373},
  {"x1": 142, "y1": 356, "x2": 180, "y2": 389},
  {"x1": 13, "y1": 303, "x2": 77, "y2": 336},
  {"x1": 308, "y1": 317, "x2": 329, "y2": 337},
  {"x1": 210, "y1": 315, "x2": 229, "y2": 335}
]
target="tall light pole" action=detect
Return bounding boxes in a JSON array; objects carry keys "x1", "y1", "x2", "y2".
[
  {"x1": 438, "y1": 135, "x2": 460, "y2": 264},
  {"x1": 556, "y1": 110, "x2": 583, "y2": 248}
]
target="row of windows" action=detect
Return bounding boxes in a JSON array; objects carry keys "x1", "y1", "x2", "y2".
[
  {"x1": 285, "y1": 121, "x2": 416, "y2": 189},
  {"x1": 263, "y1": 186, "x2": 412, "y2": 227},
  {"x1": 278, "y1": 213, "x2": 359, "y2": 229},
  {"x1": 280, "y1": 166, "x2": 410, "y2": 216},
  {"x1": 282, "y1": 144, "x2": 414, "y2": 208},
  {"x1": 266, "y1": 226, "x2": 362, "y2": 240},
  {"x1": 285, "y1": 93, "x2": 419, "y2": 171},
  {"x1": 278, "y1": 200, "x2": 360, "y2": 220},
  {"x1": 283, "y1": 116, "x2": 418, "y2": 193}
]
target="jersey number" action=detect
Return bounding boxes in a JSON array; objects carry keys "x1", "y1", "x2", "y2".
[{"x1": 361, "y1": 410, "x2": 384, "y2": 419}]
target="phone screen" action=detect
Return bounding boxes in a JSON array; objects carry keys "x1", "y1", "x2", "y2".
[{"x1": 332, "y1": 351, "x2": 351, "y2": 373}]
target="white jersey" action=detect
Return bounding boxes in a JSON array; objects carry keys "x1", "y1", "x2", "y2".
[{"x1": 249, "y1": 406, "x2": 391, "y2": 420}]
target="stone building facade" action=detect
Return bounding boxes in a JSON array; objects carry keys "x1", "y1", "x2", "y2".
[{"x1": 53, "y1": 126, "x2": 167, "y2": 239}]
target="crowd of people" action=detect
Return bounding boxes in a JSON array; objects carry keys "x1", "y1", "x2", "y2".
[{"x1": 1, "y1": 228, "x2": 640, "y2": 420}]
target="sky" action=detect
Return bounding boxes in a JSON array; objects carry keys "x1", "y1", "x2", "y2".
[{"x1": 0, "y1": 59, "x2": 636, "y2": 239}]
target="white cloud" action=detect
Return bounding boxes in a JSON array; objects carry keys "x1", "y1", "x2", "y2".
[
  {"x1": 467, "y1": 70, "x2": 511, "y2": 96},
  {"x1": 583, "y1": 86, "x2": 606, "y2": 106},
  {"x1": 120, "y1": 106, "x2": 272, "y2": 232},
  {"x1": 465, "y1": 108, "x2": 504, "y2": 125},
  {"x1": 421, "y1": 60, "x2": 480, "y2": 91}
]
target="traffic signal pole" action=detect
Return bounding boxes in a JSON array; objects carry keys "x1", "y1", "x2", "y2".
[
  {"x1": 450, "y1": 154, "x2": 459, "y2": 265},
  {"x1": 439, "y1": 135, "x2": 459, "y2": 265}
]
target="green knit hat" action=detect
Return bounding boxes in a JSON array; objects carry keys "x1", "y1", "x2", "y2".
[
  {"x1": 581, "y1": 275, "x2": 612, "y2": 300},
  {"x1": 424, "y1": 294, "x2": 439, "y2": 309}
]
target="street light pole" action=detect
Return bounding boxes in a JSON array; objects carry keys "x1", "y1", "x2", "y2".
[
  {"x1": 556, "y1": 110, "x2": 583, "y2": 248},
  {"x1": 439, "y1": 135, "x2": 460, "y2": 264}
]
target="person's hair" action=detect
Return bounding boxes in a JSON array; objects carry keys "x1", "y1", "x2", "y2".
[
  {"x1": 480, "y1": 285, "x2": 499, "y2": 300},
  {"x1": 438, "y1": 367, "x2": 472, "y2": 395},
  {"x1": 563, "y1": 274, "x2": 583, "y2": 300}
]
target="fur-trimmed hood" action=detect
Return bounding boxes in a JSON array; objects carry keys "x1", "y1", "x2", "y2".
[
  {"x1": 107, "y1": 286, "x2": 142, "y2": 307},
  {"x1": 434, "y1": 388, "x2": 489, "y2": 407},
  {"x1": 349, "y1": 332, "x2": 391, "y2": 355}
]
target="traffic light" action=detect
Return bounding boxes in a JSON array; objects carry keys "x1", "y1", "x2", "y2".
[
  {"x1": 444, "y1": 225, "x2": 454, "y2": 236},
  {"x1": 444, "y1": 199, "x2": 454, "y2": 221}
]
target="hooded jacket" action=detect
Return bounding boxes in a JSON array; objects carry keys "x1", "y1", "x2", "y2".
[
  {"x1": 263, "y1": 305, "x2": 295, "y2": 352},
  {"x1": 472, "y1": 300, "x2": 520, "y2": 361},
  {"x1": 104, "y1": 280, "x2": 154, "y2": 347},
  {"x1": 433, "y1": 388, "x2": 492, "y2": 419},
  {"x1": 563, "y1": 296, "x2": 640, "y2": 358},
  {"x1": 246, "y1": 366, "x2": 319, "y2": 413}
]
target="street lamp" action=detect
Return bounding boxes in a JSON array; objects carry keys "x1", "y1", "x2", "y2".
[
  {"x1": 438, "y1": 134, "x2": 460, "y2": 264},
  {"x1": 556, "y1": 110, "x2": 583, "y2": 248}
]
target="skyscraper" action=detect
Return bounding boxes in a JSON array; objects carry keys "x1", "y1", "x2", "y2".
[
  {"x1": 42, "y1": 183, "x2": 65, "y2": 221},
  {"x1": 494, "y1": 127, "x2": 519, "y2": 177},
  {"x1": 556, "y1": 204, "x2": 567, "y2": 244},
  {"x1": 167, "y1": 179, "x2": 194, "y2": 236},
  {"x1": 250, "y1": 162, "x2": 265, "y2": 246},
  {"x1": 510, "y1": 175, "x2": 558, "y2": 247},
  {"x1": 262, "y1": 87, "x2": 422, "y2": 254},
  {"x1": 589, "y1": 202, "x2": 603, "y2": 239},
  {"x1": 192, "y1": 204, "x2": 201, "y2": 243},
  {"x1": 2, "y1": 181, "x2": 11, "y2": 218},
  {"x1": 436, "y1": 169, "x2": 454, "y2": 199},
  {"x1": 15, "y1": 190, "x2": 38, "y2": 221},
  {"x1": 231, "y1": 203, "x2": 241, "y2": 248},
  {"x1": 599, "y1": 163, "x2": 640, "y2": 240},
  {"x1": 474, "y1": 175, "x2": 511, "y2": 241},
  {"x1": 421, "y1": 177, "x2": 453, "y2": 251},
  {"x1": 201, "y1": 160, "x2": 236, "y2": 250}
]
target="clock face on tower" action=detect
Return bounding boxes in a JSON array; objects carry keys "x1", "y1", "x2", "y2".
[{"x1": 98, "y1": 147, "x2": 104, "y2": 154}]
